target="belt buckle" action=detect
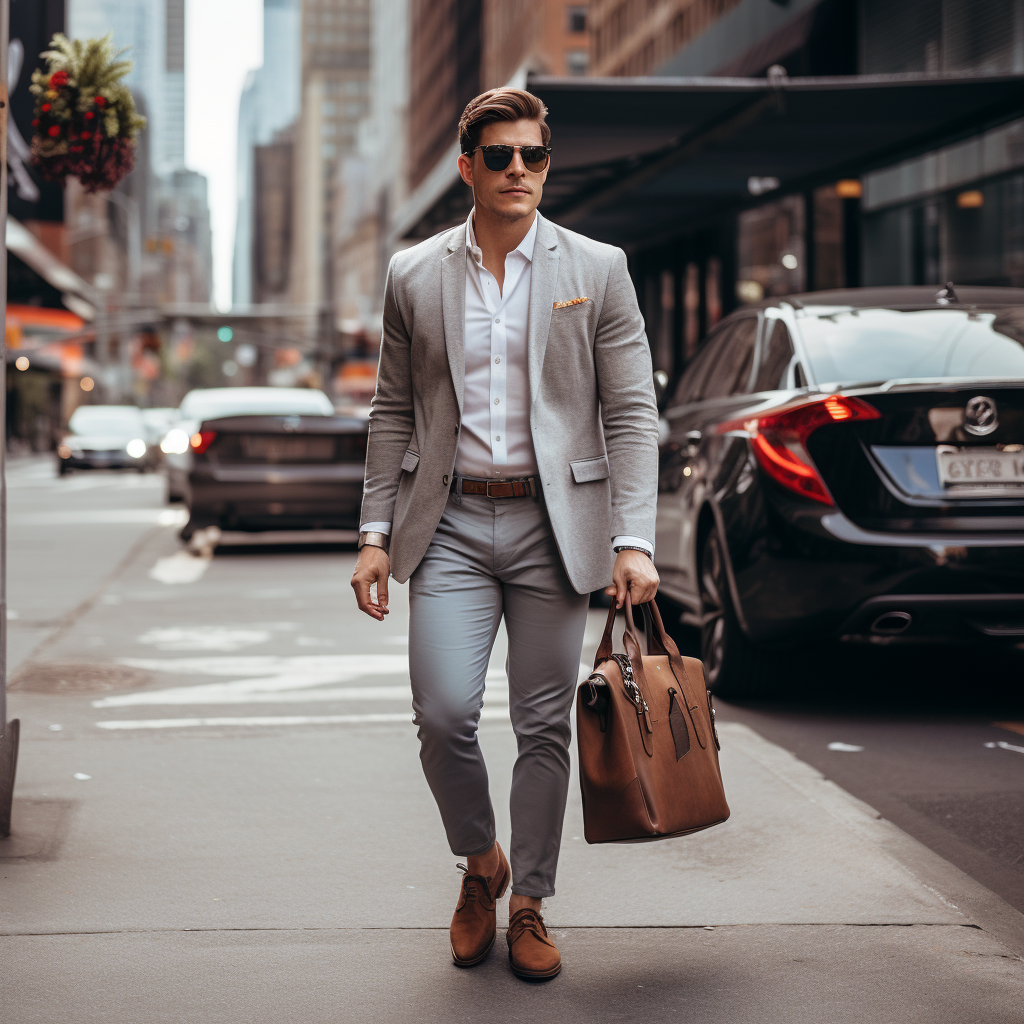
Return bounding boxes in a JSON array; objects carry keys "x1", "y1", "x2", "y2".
[{"x1": 485, "y1": 479, "x2": 504, "y2": 498}]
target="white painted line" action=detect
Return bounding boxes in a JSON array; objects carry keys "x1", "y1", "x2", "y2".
[
  {"x1": 96, "y1": 708, "x2": 513, "y2": 730},
  {"x1": 10, "y1": 508, "x2": 187, "y2": 526},
  {"x1": 149, "y1": 550, "x2": 212, "y2": 585},
  {"x1": 93, "y1": 683, "x2": 510, "y2": 708},
  {"x1": 984, "y1": 740, "x2": 1024, "y2": 755},
  {"x1": 827, "y1": 742, "x2": 865, "y2": 752}
]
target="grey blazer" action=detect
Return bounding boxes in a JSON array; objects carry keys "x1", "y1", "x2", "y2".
[{"x1": 359, "y1": 213, "x2": 659, "y2": 595}]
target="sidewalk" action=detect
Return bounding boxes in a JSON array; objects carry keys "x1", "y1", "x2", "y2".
[
  {"x1": 1, "y1": 523, "x2": 1022, "y2": 1022},
  {"x1": 3, "y1": 716, "x2": 1022, "y2": 1021}
]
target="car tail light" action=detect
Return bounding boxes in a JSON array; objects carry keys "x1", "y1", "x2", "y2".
[
  {"x1": 719, "y1": 395, "x2": 880, "y2": 505},
  {"x1": 190, "y1": 430, "x2": 217, "y2": 454}
]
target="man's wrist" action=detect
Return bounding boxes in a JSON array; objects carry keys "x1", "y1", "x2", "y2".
[
  {"x1": 614, "y1": 544, "x2": 653, "y2": 560},
  {"x1": 358, "y1": 531, "x2": 390, "y2": 554}
]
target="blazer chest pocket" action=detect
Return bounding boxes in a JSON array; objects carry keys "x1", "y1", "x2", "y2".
[
  {"x1": 401, "y1": 449, "x2": 420, "y2": 472},
  {"x1": 570, "y1": 455, "x2": 610, "y2": 483}
]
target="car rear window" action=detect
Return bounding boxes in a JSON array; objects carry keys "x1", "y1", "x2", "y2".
[
  {"x1": 796, "y1": 307, "x2": 1024, "y2": 385},
  {"x1": 69, "y1": 407, "x2": 144, "y2": 435},
  {"x1": 179, "y1": 388, "x2": 335, "y2": 420}
]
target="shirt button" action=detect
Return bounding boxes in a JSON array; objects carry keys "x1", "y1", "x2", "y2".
[
  {"x1": 494, "y1": 318, "x2": 500, "y2": 324},
  {"x1": 494, "y1": 357, "x2": 500, "y2": 364},
  {"x1": 494, "y1": 398, "x2": 500, "y2": 405},
  {"x1": 495, "y1": 435, "x2": 501, "y2": 441}
]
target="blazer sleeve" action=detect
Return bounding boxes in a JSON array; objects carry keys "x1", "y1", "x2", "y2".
[
  {"x1": 593, "y1": 248, "x2": 660, "y2": 544},
  {"x1": 359, "y1": 255, "x2": 415, "y2": 527}
]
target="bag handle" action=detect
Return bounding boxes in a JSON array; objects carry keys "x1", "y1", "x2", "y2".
[{"x1": 594, "y1": 593, "x2": 682, "y2": 666}]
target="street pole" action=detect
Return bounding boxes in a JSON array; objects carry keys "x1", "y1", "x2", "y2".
[{"x1": 0, "y1": 0, "x2": 19, "y2": 839}]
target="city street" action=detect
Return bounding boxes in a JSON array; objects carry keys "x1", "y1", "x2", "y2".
[{"x1": 1, "y1": 457, "x2": 1023, "y2": 1022}]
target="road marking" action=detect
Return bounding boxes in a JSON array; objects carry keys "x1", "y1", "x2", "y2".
[
  {"x1": 10, "y1": 508, "x2": 187, "y2": 526},
  {"x1": 134, "y1": 626, "x2": 292, "y2": 651},
  {"x1": 984, "y1": 740, "x2": 1024, "y2": 755},
  {"x1": 827, "y1": 742, "x2": 864, "y2": 752},
  {"x1": 149, "y1": 550, "x2": 212, "y2": 585},
  {"x1": 96, "y1": 708, "x2": 513, "y2": 730},
  {"x1": 93, "y1": 683, "x2": 510, "y2": 707}
]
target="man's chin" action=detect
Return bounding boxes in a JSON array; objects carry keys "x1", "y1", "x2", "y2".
[{"x1": 489, "y1": 196, "x2": 538, "y2": 220}]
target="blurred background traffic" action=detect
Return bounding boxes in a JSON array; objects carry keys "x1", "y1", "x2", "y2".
[{"x1": 7, "y1": 0, "x2": 1024, "y2": 679}]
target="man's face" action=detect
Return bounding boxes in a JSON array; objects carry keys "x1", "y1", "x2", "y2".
[{"x1": 457, "y1": 118, "x2": 548, "y2": 224}]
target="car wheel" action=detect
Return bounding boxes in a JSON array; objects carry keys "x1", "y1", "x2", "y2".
[{"x1": 698, "y1": 531, "x2": 776, "y2": 699}]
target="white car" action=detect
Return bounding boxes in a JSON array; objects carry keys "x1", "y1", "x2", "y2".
[{"x1": 57, "y1": 406, "x2": 154, "y2": 475}]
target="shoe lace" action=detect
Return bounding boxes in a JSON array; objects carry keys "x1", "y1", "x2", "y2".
[
  {"x1": 508, "y1": 908, "x2": 547, "y2": 943},
  {"x1": 455, "y1": 863, "x2": 489, "y2": 910}
]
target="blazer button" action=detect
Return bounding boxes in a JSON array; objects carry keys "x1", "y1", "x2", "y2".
[{"x1": 443, "y1": 474, "x2": 449, "y2": 485}]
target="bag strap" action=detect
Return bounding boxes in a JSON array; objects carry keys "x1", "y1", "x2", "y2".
[{"x1": 594, "y1": 594, "x2": 682, "y2": 664}]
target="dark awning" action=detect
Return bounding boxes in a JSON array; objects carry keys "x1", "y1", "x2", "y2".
[
  {"x1": 531, "y1": 72, "x2": 1024, "y2": 250},
  {"x1": 398, "y1": 72, "x2": 1024, "y2": 247}
]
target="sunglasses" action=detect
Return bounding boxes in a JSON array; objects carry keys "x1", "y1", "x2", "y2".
[{"x1": 470, "y1": 145, "x2": 551, "y2": 173}]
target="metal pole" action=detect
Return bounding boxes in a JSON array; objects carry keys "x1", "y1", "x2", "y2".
[{"x1": 0, "y1": 0, "x2": 19, "y2": 839}]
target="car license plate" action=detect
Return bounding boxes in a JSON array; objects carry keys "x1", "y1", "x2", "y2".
[
  {"x1": 936, "y1": 446, "x2": 1024, "y2": 488},
  {"x1": 241, "y1": 436, "x2": 334, "y2": 462}
]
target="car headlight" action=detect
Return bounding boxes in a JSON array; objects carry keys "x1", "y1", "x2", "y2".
[
  {"x1": 126, "y1": 438, "x2": 148, "y2": 459},
  {"x1": 160, "y1": 428, "x2": 191, "y2": 455}
]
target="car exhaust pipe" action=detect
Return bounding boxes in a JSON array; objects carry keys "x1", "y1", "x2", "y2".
[{"x1": 870, "y1": 611, "x2": 913, "y2": 635}]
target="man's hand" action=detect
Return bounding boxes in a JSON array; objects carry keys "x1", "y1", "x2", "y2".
[
  {"x1": 351, "y1": 546, "x2": 391, "y2": 620},
  {"x1": 606, "y1": 549, "x2": 659, "y2": 609}
]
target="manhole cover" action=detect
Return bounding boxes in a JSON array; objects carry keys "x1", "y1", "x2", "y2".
[{"x1": 7, "y1": 662, "x2": 150, "y2": 694}]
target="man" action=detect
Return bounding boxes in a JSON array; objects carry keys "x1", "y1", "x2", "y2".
[{"x1": 352, "y1": 88, "x2": 659, "y2": 980}]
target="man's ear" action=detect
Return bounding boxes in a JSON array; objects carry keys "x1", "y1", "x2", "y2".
[{"x1": 457, "y1": 152, "x2": 474, "y2": 188}]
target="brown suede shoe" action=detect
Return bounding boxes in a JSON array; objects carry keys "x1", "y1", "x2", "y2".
[
  {"x1": 449, "y1": 843, "x2": 510, "y2": 967},
  {"x1": 506, "y1": 908, "x2": 561, "y2": 980}
]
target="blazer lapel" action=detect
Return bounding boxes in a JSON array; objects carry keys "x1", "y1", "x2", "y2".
[
  {"x1": 441, "y1": 224, "x2": 467, "y2": 413},
  {"x1": 528, "y1": 215, "x2": 559, "y2": 407}
]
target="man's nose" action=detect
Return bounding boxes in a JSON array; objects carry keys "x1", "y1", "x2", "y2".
[{"x1": 506, "y1": 152, "x2": 527, "y2": 176}]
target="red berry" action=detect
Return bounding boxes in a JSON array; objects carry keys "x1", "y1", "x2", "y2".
[
  {"x1": 84, "y1": 111, "x2": 94, "y2": 120},
  {"x1": 94, "y1": 96, "x2": 106, "y2": 106},
  {"x1": 31, "y1": 118, "x2": 39, "y2": 127},
  {"x1": 50, "y1": 70, "x2": 69, "y2": 87},
  {"x1": 81, "y1": 131, "x2": 92, "y2": 140},
  {"x1": 41, "y1": 103, "x2": 51, "y2": 112},
  {"x1": 48, "y1": 125, "x2": 60, "y2": 137}
]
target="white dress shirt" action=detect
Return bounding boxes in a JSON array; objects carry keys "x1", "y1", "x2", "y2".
[{"x1": 361, "y1": 209, "x2": 652, "y2": 557}]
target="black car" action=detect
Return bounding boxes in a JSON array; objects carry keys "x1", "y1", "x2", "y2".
[
  {"x1": 164, "y1": 387, "x2": 369, "y2": 539},
  {"x1": 654, "y1": 286, "x2": 1024, "y2": 697}
]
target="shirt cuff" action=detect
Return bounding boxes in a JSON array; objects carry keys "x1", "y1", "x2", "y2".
[
  {"x1": 359, "y1": 522, "x2": 392, "y2": 535},
  {"x1": 613, "y1": 535, "x2": 654, "y2": 557}
]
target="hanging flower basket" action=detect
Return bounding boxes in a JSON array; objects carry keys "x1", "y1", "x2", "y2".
[{"x1": 29, "y1": 33, "x2": 147, "y2": 193}]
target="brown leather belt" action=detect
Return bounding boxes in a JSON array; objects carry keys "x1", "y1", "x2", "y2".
[{"x1": 454, "y1": 475, "x2": 539, "y2": 499}]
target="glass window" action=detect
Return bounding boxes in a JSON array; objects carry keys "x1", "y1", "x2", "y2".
[
  {"x1": 754, "y1": 318, "x2": 795, "y2": 392},
  {"x1": 566, "y1": 49, "x2": 590, "y2": 75},
  {"x1": 701, "y1": 317, "x2": 758, "y2": 398},
  {"x1": 796, "y1": 307, "x2": 1024, "y2": 385},
  {"x1": 669, "y1": 327, "x2": 728, "y2": 408},
  {"x1": 567, "y1": 5, "x2": 588, "y2": 33}
]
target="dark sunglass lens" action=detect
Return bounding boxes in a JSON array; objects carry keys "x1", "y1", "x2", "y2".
[
  {"x1": 522, "y1": 147, "x2": 549, "y2": 171},
  {"x1": 481, "y1": 146, "x2": 514, "y2": 171}
]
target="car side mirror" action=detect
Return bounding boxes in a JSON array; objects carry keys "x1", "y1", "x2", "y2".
[{"x1": 653, "y1": 369, "x2": 669, "y2": 403}]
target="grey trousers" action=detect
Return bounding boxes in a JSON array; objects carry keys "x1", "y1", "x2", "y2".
[{"x1": 408, "y1": 492, "x2": 590, "y2": 898}]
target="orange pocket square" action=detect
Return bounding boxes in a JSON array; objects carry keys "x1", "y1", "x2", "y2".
[{"x1": 552, "y1": 297, "x2": 589, "y2": 309}]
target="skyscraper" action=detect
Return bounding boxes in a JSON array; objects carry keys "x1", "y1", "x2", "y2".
[{"x1": 232, "y1": 0, "x2": 302, "y2": 306}]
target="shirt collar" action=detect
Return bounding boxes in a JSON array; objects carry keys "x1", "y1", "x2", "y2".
[{"x1": 466, "y1": 209, "x2": 540, "y2": 266}]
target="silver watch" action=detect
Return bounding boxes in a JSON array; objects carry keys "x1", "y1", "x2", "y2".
[{"x1": 358, "y1": 531, "x2": 390, "y2": 554}]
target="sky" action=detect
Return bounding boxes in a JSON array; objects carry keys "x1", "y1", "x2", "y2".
[{"x1": 185, "y1": 0, "x2": 263, "y2": 311}]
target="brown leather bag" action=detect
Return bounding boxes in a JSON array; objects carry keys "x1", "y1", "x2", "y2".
[{"x1": 576, "y1": 596, "x2": 730, "y2": 843}]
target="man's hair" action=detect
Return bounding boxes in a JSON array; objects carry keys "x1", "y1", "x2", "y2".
[{"x1": 458, "y1": 88, "x2": 551, "y2": 156}]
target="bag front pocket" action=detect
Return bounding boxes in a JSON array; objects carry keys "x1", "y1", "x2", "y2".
[{"x1": 667, "y1": 688, "x2": 690, "y2": 760}]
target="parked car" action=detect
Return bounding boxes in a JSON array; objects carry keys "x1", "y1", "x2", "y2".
[
  {"x1": 654, "y1": 285, "x2": 1024, "y2": 697},
  {"x1": 160, "y1": 387, "x2": 369, "y2": 539},
  {"x1": 56, "y1": 405, "x2": 155, "y2": 474}
]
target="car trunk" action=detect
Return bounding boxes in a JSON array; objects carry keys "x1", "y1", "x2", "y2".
[
  {"x1": 195, "y1": 415, "x2": 368, "y2": 465},
  {"x1": 807, "y1": 382, "x2": 1024, "y2": 532}
]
